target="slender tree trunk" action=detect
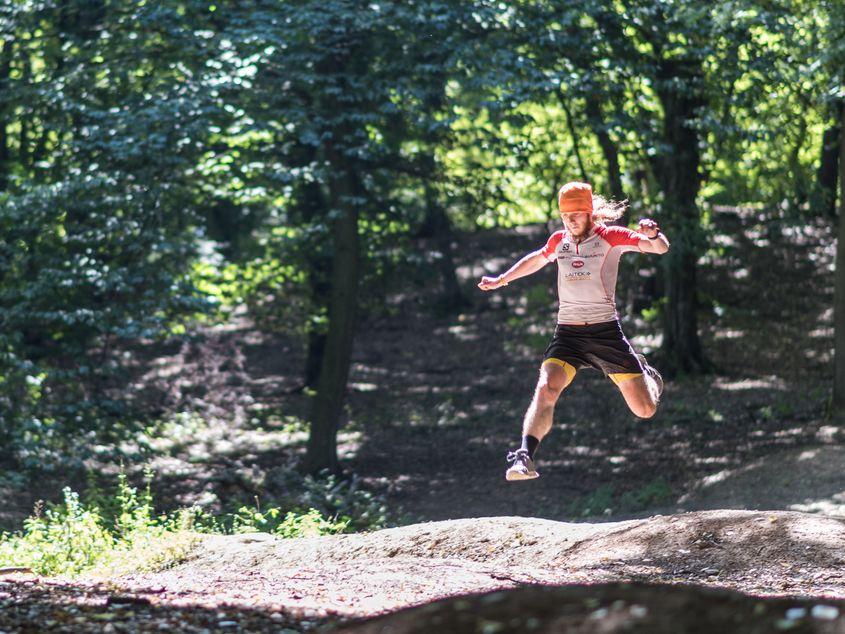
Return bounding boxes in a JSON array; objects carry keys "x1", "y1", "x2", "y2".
[
  {"x1": 818, "y1": 100, "x2": 842, "y2": 218},
  {"x1": 415, "y1": 69, "x2": 467, "y2": 312},
  {"x1": 656, "y1": 60, "x2": 709, "y2": 375},
  {"x1": 297, "y1": 178, "x2": 331, "y2": 390},
  {"x1": 558, "y1": 94, "x2": 589, "y2": 182},
  {"x1": 304, "y1": 145, "x2": 360, "y2": 475},
  {"x1": 833, "y1": 103, "x2": 845, "y2": 410},
  {"x1": 304, "y1": 330, "x2": 327, "y2": 390},
  {"x1": 420, "y1": 177, "x2": 468, "y2": 312},
  {"x1": 585, "y1": 95, "x2": 625, "y2": 202},
  {"x1": 790, "y1": 117, "x2": 809, "y2": 207},
  {"x1": 0, "y1": 41, "x2": 10, "y2": 192}
]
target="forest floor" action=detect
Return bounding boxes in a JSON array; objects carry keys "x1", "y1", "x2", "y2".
[
  {"x1": 4, "y1": 510, "x2": 845, "y2": 632},
  {"x1": 0, "y1": 208, "x2": 843, "y2": 632}
]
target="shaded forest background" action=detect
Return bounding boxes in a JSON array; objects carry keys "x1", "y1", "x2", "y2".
[{"x1": 1, "y1": 0, "x2": 845, "y2": 538}]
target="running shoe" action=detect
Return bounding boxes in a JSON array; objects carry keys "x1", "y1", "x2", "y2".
[{"x1": 505, "y1": 448, "x2": 539, "y2": 481}]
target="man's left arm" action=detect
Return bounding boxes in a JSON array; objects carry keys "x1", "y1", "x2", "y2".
[{"x1": 636, "y1": 218, "x2": 670, "y2": 254}]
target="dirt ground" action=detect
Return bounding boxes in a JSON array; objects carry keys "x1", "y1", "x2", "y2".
[
  {"x1": 1, "y1": 209, "x2": 837, "y2": 529},
  {"x1": 0, "y1": 210, "x2": 842, "y2": 632},
  {"x1": 4, "y1": 510, "x2": 845, "y2": 632}
]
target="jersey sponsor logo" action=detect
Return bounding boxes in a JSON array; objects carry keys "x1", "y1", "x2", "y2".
[
  {"x1": 561, "y1": 243, "x2": 570, "y2": 251},
  {"x1": 571, "y1": 259, "x2": 585, "y2": 268}
]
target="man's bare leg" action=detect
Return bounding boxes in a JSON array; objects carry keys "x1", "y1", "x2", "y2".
[
  {"x1": 506, "y1": 360, "x2": 574, "y2": 480},
  {"x1": 615, "y1": 375, "x2": 659, "y2": 419},
  {"x1": 523, "y1": 361, "x2": 574, "y2": 439}
]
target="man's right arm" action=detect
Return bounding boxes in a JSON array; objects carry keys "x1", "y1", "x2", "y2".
[{"x1": 477, "y1": 250, "x2": 550, "y2": 291}]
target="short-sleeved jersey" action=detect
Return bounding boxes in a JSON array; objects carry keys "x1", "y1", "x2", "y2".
[{"x1": 540, "y1": 225, "x2": 644, "y2": 324}]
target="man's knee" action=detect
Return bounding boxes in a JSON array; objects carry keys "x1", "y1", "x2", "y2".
[
  {"x1": 616, "y1": 376, "x2": 658, "y2": 419},
  {"x1": 536, "y1": 372, "x2": 572, "y2": 403},
  {"x1": 634, "y1": 401, "x2": 657, "y2": 419},
  {"x1": 536, "y1": 380, "x2": 563, "y2": 404},
  {"x1": 539, "y1": 360, "x2": 574, "y2": 395}
]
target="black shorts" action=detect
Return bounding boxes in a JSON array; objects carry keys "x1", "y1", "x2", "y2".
[{"x1": 542, "y1": 320, "x2": 643, "y2": 383}]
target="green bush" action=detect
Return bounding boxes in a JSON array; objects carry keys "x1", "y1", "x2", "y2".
[
  {"x1": 230, "y1": 504, "x2": 349, "y2": 537},
  {"x1": 299, "y1": 472, "x2": 392, "y2": 532},
  {"x1": 0, "y1": 488, "x2": 115, "y2": 576},
  {"x1": 568, "y1": 484, "x2": 616, "y2": 518},
  {"x1": 0, "y1": 182, "x2": 210, "y2": 469},
  {"x1": 568, "y1": 479, "x2": 674, "y2": 518},
  {"x1": 0, "y1": 473, "x2": 363, "y2": 578}
]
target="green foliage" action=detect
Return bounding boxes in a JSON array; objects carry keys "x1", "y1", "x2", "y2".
[
  {"x1": 569, "y1": 484, "x2": 616, "y2": 518},
  {"x1": 0, "y1": 470, "x2": 198, "y2": 577},
  {"x1": 0, "y1": 488, "x2": 115, "y2": 576},
  {"x1": 525, "y1": 283, "x2": 554, "y2": 311},
  {"x1": 641, "y1": 298, "x2": 667, "y2": 323},
  {"x1": 0, "y1": 1, "x2": 229, "y2": 463},
  {"x1": 569, "y1": 478, "x2": 674, "y2": 518},
  {"x1": 230, "y1": 504, "x2": 349, "y2": 538},
  {"x1": 0, "y1": 182, "x2": 209, "y2": 463},
  {"x1": 0, "y1": 0, "x2": 837, "y2": 468},
  {"x1": 0, "y1": 470, "x2": 382, "y2": 578},
  {"x1": 191, "y1": 233, "x2": 325, "y2": 337},
  {"x1": 619, "y1": 479, "x2": 674, "y2": 512},
  {"x1": 301, "y1": 472, "x2": 391, "y2": 532}
]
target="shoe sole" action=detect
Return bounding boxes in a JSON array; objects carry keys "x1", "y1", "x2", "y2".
[{"x1": 505, "y1": 471, "x2": 540, "y2": 481}]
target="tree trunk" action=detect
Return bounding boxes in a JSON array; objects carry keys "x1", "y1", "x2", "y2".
[
  {"x1": 303, "y1": 145, "x2": 360, "y2": 475},
  {"x1": 656, "y1": 59, "x2": 709, "y2": 375},
  {"x1": 304, "y1": 329, "x2": 327, "y2": 390},
  {"x1": 817, "y1": 100, "x2": 842, "y2": 218},
  {"x1": 833, "y1": 103, "x2": 845, "y2": 411},
  {"x1": 298, "y1": 178, "x2": 331, "y2": 390},
  {"x1": 585, "y1": 95, "x2": 625, "y2": 202},
  {"x1": 420, "y1": 181, "x2": 468, "y2": 312},
  {"x1": 414, "y1": 69, "x2": 467, "y2": 313},
  {"x1": 558, "y1": 94, "x2": 589, "y2": 182},
  {"x1": 0, "y1": 41, "x2": 10, "y2": 192}
]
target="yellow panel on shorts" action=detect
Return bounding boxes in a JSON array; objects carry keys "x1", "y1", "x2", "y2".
[
  {"x1": 608, "y1": 372, "x2": 643, "y2": 385},
  {"x1": 541, "y1": 357, "x2": 576, "y2": 383}
]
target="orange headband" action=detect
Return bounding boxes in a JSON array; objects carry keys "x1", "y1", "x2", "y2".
[{"x1": 558, "y1": 182, "x2": 593, "y2": 214}]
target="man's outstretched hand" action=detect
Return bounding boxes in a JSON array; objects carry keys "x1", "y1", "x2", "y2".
[
  {"x1": 478, "y1": 275, "x2": 507, "y2": 291},
  {"x1": 638, "y1": 218, "x2": 661, "y2": 238}
]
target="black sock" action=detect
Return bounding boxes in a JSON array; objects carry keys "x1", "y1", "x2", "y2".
[{"x1": 521, "y1": 435, "x2": 541, "y2": 459}]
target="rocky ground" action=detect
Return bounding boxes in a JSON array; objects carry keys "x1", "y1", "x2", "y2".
[
  {"x1": 122, "y1": 510, "x2": 845, "y2": 612},
  {"x1": 4, "y1": 510, "x2": 845, "y2": 632}
]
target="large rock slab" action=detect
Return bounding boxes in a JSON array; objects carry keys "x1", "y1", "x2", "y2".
[{"x1": 112, "y1": 510, "x2": 845, "y2": 619}]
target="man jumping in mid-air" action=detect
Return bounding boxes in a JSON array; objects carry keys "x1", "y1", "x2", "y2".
[{"x1": 478, "y1": 181, "x2": 670, "y2": 481}]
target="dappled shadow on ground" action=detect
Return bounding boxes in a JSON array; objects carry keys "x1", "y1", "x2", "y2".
[
  {"x1": 680, "y1": 445, "x2": 845, "y2": 516},
  {"x1": 344, "y1": 212, "x2": 836, "y2": 524},
  {"x1": 0, "y1": 576, "x2": 318, "y2": 633},
  {"x1": 0, "y1": 212, "x2": 837, "y2": 531},
  {"x1": 557, "y1": 510, "x2": 845, "y2": 596}
]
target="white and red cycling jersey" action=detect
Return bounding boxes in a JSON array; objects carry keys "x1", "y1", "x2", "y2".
[{"x1": 540, "y1": 225, "x2": 645, "y2": 325}]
